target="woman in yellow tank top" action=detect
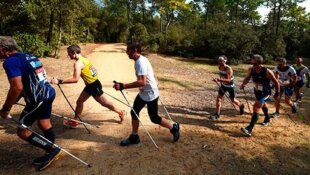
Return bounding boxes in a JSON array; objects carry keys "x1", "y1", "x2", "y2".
[{"x1": 51, "y1": 45, "x2": 125, "y2": 128}]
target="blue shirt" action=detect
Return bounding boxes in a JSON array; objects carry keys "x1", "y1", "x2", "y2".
[{"x1": 3, "y1": 52, "x2": 55, "y2": 104}]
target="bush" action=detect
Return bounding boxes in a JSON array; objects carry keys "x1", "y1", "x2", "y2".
[{"x1": 13, "y1": 33, "x2": 50, "y2": 57}]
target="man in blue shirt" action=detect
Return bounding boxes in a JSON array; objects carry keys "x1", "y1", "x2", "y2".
[{"x1": 0, "y1": 36, "x2": 61, "y2": 171}]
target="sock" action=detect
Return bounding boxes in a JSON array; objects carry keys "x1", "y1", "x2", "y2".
[
  {"x1": 248, "y1": 112, "x2": 259, "y2": 130},
  {"x1": 43, "y1": 127, "x2": 55, "y2": 143},
  {"x1": 262, "y1": 107, "x2": 270, "y2": 122},
  {"x1": 26, "y1": 133, "x2": 54, "y2": 153}
]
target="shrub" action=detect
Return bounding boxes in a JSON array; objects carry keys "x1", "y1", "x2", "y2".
[{"x1": 13, "y1": 33, "x2": 50, "y2": 57}]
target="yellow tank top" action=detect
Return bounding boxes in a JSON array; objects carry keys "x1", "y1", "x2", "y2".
[{"x1": 79, "y1": 56, "x2": 98, "y2": 84}]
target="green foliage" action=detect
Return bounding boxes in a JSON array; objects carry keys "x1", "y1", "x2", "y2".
[
  {"x1": 1, "y1": 0, "x2": 310, "y2": 60},
  {"x1": 129, "y1": 23, "x2": 149, "y2": 44},
  {"x1": 13, "y1": 33, "x2": 50, "y2": 57}
]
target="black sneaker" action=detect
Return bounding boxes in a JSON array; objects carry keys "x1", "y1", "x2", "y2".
[
  {"x1": 33, "y1": 154, "x2": 49, "y2": 165},
  {"x1": 209, "y1": 113, "x2": 220, "y2": 121},
  {"x1": 37, "y1": 147, "x2": 62, "y2": 171},
  {"x1": 239, "y1": 104, "x2": 245, "y2": 115},
  {"x1": 120, "y1": 134, "x2": 140, "y2": 146},
  {"x1": 291, "y1": 103, "x2": 297, "y2": 114},
  {"x1": 241, "y1": 127, "x2": 252, "y2": 136},
  {"x1": 170, "y1": 123, "x2": 180, "y2": 142},
  {"x1": 262, "y1": 121, "x2": 270, "y2": 126},
  {"x1": 271, "y1": 112, "x2": 280, "y2": 118}
]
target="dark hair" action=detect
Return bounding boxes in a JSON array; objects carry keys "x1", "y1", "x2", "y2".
[
  {"x1": 126, "y1": 42, "x2": 142, "y2": 53},
  {"x1": 67, "y1": 44, "x2": 81, "y2": 54},
  {"x1": 0, "y1": 36, "x2": 18, "y2": 52},
  {"x1": 251, "y1": 54, "x2": 263, "y2": 64},
  {"x1": 276, "y1": 57, "x2": 287, "y2": 64}
]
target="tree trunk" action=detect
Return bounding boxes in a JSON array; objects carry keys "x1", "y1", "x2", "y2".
[
  {"x1": 46, "y1": 11, "x2": 54, "y2": 47},
  {"x1": 276, "y1": 0, "x2": 282, "y2": 35}
]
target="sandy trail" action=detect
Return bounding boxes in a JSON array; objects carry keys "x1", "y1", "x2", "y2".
[{"x1": 1, "y1": 43, "x2": 309, "y2": 175}]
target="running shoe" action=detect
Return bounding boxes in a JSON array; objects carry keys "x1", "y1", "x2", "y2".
[
  {"x1": 241, "y1": 127, "x2": 252, "y2": 136},
  {"x1": 209, "y1": 113, "x2": 220, "y2": 121},
  {"x1": 37, "y1": 147, "x2": 62, "y2": 171},
  {"x1": 170, "y1": 123, "x2": 180, "y2": 142},
  {"x1": 120, "y1": 134, "x2": 140, "y2": 146},
  {"x1": 63, "y1": 119, "x2": 78, "y2": 128},
  {"x1": 271, "y1": 112, "x2": 280, "y2": 118}
]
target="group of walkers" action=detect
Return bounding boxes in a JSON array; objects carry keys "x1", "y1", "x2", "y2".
[
  {"x1": 0, "y1": 36, "x2": 308, "y2": 171},
  {"x1": 211, "y1": 54, "x2": 309, "y2": 136},
  {"x1": 0, "y1": 36, "x2": 179, "y2": 171}
]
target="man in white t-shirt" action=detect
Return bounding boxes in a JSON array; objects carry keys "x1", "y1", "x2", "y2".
[
  {"x1": 113, "y1": 42, "x2": 180, "y2": 146},
  {"x1": 272, "y1": 57, "x2": 298, "y2": 117}
]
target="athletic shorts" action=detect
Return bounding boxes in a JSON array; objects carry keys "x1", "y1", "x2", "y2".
[
  {"x1": 19, "y1": 94, "x2": 55, "y2": 126},
  {"x1": 83, "y1": 80, "x2": 104, "y2": 97},
  {"x1": 280, "y1": 86, "x2": 293, "y2": 97},
  {"x1": 218, "y1": 85, "x2": 235, "y2": 99},
  {"x1": 295, "y1": 80, "x2": 304, "y2": 88},
  {"x1": 254, "y1": 90, "x2": 270, "y2": 104}
]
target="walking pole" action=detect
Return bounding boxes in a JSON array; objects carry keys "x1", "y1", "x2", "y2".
[
  {"x1": 212, "y1": 77, "x2": 238, "y2": 111},
  {"x1": 113, "y1": 81, "x2": 159, "y2": 149},
  {"x1": 15, "y1": 103, "x2": 99, "y2": 128},
  {"x1": 159, "y1": 98, "x2": 174, "y2": 123},
  {"x1": 242, "y1": 89, "x2": 252, "y2": 113},
  {"x1": 57, "y1": 84, "x2": 91, "y2": 134},
  {"x1": 7, "y1": 115, "x2": 92, "y2": 167},
  {"x1": 103, "y1": 91, "x2": 131, "y2": 108}
]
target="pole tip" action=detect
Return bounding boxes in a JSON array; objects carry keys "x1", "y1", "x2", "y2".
[{"x1": 88, "y1": 164, "x2": 92, "y2": 168}]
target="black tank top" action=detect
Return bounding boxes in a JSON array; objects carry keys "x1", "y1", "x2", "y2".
[{"x1": 251, "y1": 67, "x2": 271, "y2": 95}]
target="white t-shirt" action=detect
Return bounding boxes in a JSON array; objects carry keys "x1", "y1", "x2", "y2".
[
  {"x1": 274, "y1": 65, "x2": 296, "y2": 86},
  {"x1": 135, "y1": 55, "x2": 159, "y2": 102}
]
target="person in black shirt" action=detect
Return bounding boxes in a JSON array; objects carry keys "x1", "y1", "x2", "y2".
[{"x1": 240, "y1": 55, "x2": 280, "y2": 136}]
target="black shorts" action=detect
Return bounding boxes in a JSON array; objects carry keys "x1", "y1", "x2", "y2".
[
  {"x1": 218, "y1": 85, "x2": 236, "y2": 99},
  {"x1": 254, "y1": 90, "x2": 270, "y2": 104},
  {"x1": 19, "y1": 94, "x2": 55, "y2": 126},
  {"x1": 83, "y1": 80, "x2": 104, "y2": 97}
]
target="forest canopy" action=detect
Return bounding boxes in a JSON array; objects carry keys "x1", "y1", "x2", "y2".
[{"x1": 1, "y1": 0, "x2": 309, "y2": 61}]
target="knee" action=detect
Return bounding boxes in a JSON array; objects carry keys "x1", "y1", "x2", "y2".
[{"x1": 150, "y1": 115, "x2": 162, "y2": 124}]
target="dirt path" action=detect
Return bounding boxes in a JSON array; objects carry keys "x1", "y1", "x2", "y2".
[{"x1": 1, "y1": 43, "x2": 310, "y2": 174}]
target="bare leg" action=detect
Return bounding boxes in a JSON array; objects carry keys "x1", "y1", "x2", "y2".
[
  {"x1": 159, "y1": 118, "x2": 173, "y2": 130},
  {"x1": 285, "y1": 95, "x2": 293, "y2": 107},
  {"x1": 274, "y1": 94, "x2": 282, "y2": 113},
  {"x1": 294, "y1": 87, "x2": 301, "y2": 101},
  {"x1": 215, "y1": 96, "x2": 222, "y2": 114},
  {"x1": 132, "y1": 119, "x2": 139, "y2": 133},
  {"x1": 76, "y1": 91, "x2": 91, "y2": 119},
  {"x1": 231, "y1": 98, "x2": 241, "y2": 107},
  {"x1": 94, "y1": 94, "x2": 125, "y2": 122}
]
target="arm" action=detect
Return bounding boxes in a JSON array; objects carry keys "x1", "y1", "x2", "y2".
[
  {"x1": 289, "y1": 74, "x2": 297, "y2": 87},
  {"x1": 0, "y1": 76, "x2": 23, "y2": 118},
  {"x1": 51, "y1": 61, "x2": 83, "y2": 84},
  {"x1": 267, "y1": 69, "x2": 280, "y2": 97},
  {"x1": 115, "y1": 75, "x2": 147, "y2": 90},
  {"x1": 240, "y1": 67, "x2": 252, "y2": 89}
]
